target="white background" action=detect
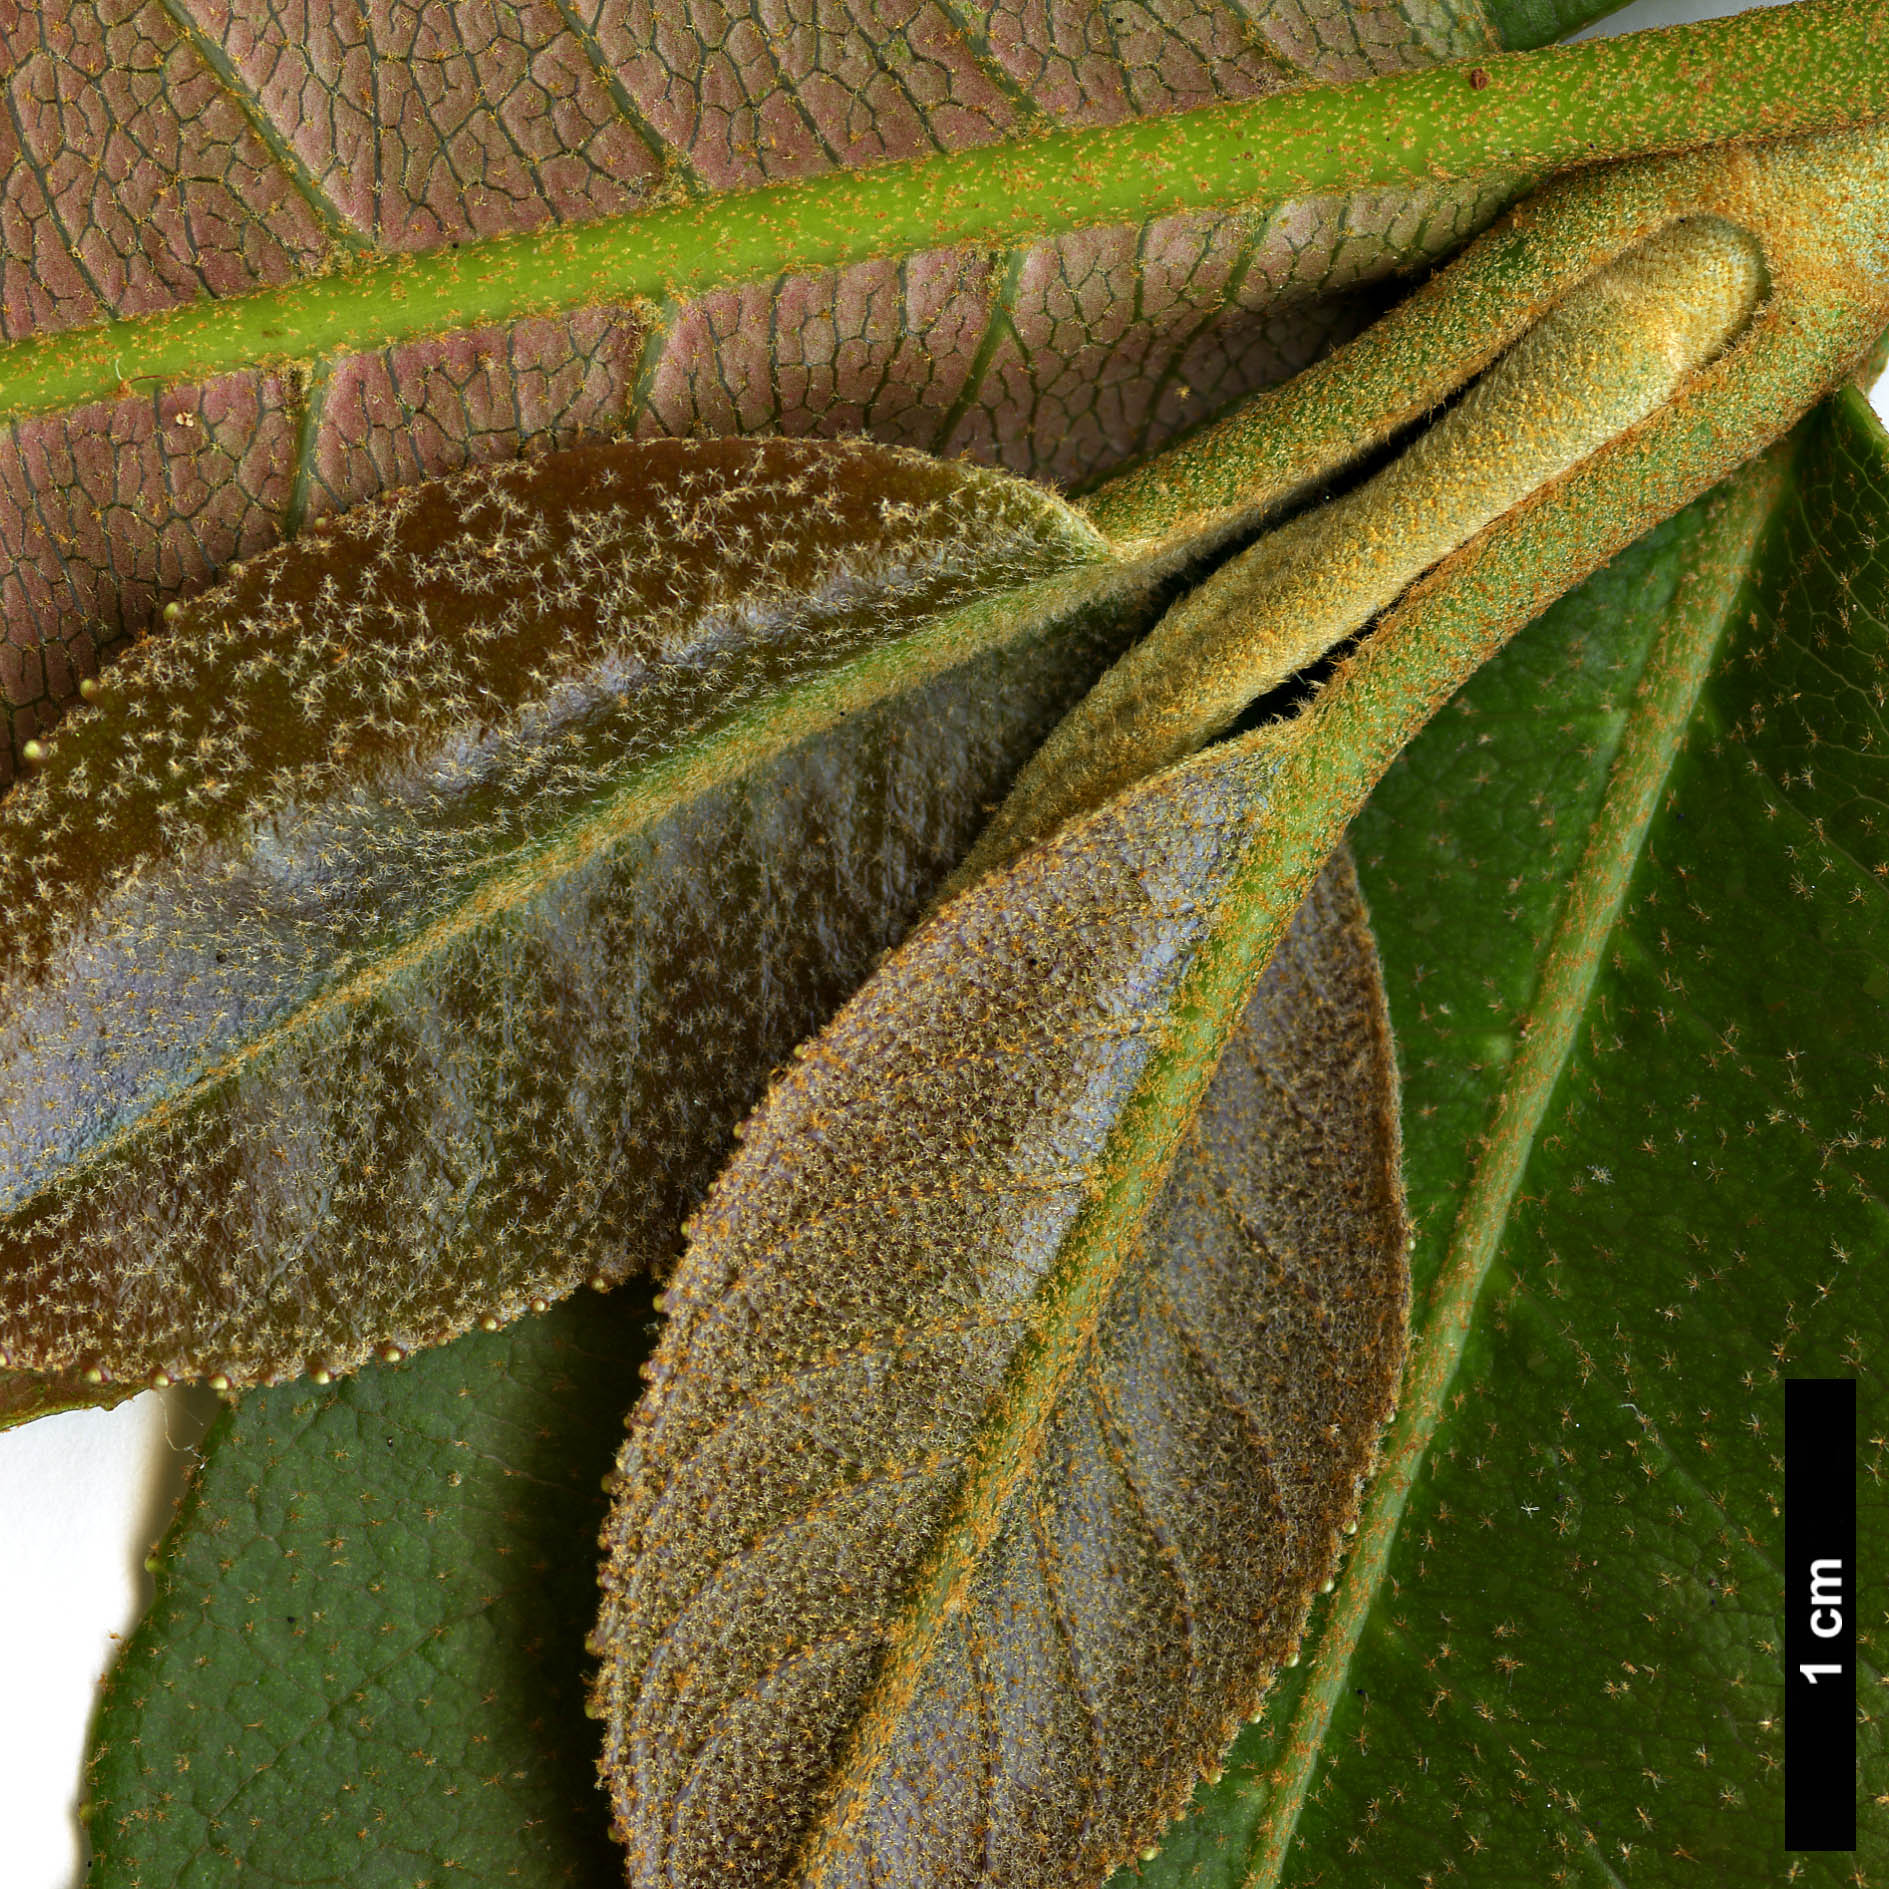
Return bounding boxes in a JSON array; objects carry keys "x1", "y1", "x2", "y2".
[{"x1": 0, "y1": 1, "x2": 1873, "y2": 1882}]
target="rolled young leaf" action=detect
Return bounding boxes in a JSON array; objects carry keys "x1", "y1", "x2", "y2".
[
  {"x1": 590, "y1": 768, "x2": 1408, "y2": 1886},
  {"x1": 965, "y1": 119, "x2": 1889, "y2": 889},
  {"x1": 0, "y1": 434, "x2": 1171, "y2": 1395},
  {"x1": 962, "y1": 213, "x2": 1764, "y2": 876}
]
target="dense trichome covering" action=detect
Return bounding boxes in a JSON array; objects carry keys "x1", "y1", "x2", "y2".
[
  {"x1": 592, "y1": 754, "x2": 1408, "y2": 1889},
  {"x1": 960, "y1": 215, "x2": 1766, "y2": 882},
  {"x1": 0, "y1": 435, "x2": 1152, "y2": 1392}
]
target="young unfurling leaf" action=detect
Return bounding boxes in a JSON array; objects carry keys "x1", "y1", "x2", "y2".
[
  {"x1": 592, "y1": 822, "x2": 1406, "y2": 1888},
  {"x1": 963, "y1": 214, "x2": 1764, "y2": 878}
]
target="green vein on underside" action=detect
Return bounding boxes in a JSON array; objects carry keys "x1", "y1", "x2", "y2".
[
  {"x1": 929, "y1": 247, "x2": 1026, "y2": 456},
  {"x1": 278, "y1": 357, "x2": 330, "y2": 542},
  {"x1": 25, "y1": 555, "x2": 1138, "y2": 1213},
  {"x1": 1237, "y1": 446, "x2": 1789, "y2": 1889},
  {"x1": 3, "y1": 0, "x2": 1886, "y2": 426}
]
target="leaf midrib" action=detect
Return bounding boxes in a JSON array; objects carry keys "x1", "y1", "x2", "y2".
[
  {"x1": 7, "y1": 3, "x2": 1886, "y2": 427},
  {"x1": 20, "y1": 556, "x2": 1134, "y2": 1249},
  {"x1": 1237, "y1": 443, "x2": 1790, "y2": 1887}
]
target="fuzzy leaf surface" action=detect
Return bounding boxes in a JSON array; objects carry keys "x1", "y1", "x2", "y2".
[
  {"x1": 1121, "y1": 392, "x2": 1889, "y2": 1884},
  {"x1": 85, "y1": 846, "x2": 1405, "y2": 1888},
  {"x1": 0, "y1": 0, "x2": 1539, "y2": 784},
  {"x1": 0, "y1": 432, "x2": 1165, "y2": 1393},
  {"x1": 593, "y1": 798, "x2": 1408, "y2": 1887}
]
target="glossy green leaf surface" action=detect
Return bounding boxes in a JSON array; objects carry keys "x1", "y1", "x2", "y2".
[
  {"x1": 0, "y1": 433, "x2": 1161, "y2": 1393},
  {"x1": 1484, "y1": 0, "x2": 1621, "y2": 50},
  {"x1": 1119, "y1": 391, "x2": 1888, "y2": 1884},
  {"x1": 85, "y1": 1288, "x2": 662, "y2": 1886}
]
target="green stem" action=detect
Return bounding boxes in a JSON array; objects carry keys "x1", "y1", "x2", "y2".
[{"x1": 5, "y1": 0, "x2": 1887, "y2": 427}]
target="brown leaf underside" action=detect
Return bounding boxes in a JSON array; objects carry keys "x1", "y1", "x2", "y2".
[
  {"x1": 0, "y1": 0, "x2": 1503, "y2": 778},
  {"x1": 594, "y1": 795, "x2": 1407, "y2": 1888},
  {"x1": 0, "y1": 434, "x2": 1162, "y2": 1392}
]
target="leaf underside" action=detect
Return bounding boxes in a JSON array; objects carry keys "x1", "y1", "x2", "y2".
[
  {"x1": 85, "y1": 392, "x2": 1889, "y2": 1889},
  {"x1": 0, "y1": 433, "x2": 1165, "y2": 1393},
  {"x1": 0, "y1": 0, "x2": 1528, "y2": 784},
  {"x1": 593, "y1": 789, "x2": 1407, "y2": 1887}
]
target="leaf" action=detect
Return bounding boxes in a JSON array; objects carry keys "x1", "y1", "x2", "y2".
[
  {"x1": 0, "y1": 1360, "x2": 137, "y2": 1430},
  {"x1": 589, "y1": 737, "x2": 1407, "y2": 1887},
  {"x1": 0, "y1": 431, "x2": 1171, "y2": 1393},
  {"x1": 82, "y1": 828, "x2": 1405, "y2": 1888},
  {"x1": 958, "y1": 210, "x2": 1767, "y2": 881},
  {"x1": 0, "y1": 0, "x2": 1545, "y2": 786},
  {"x1": 1122, "y1": 388, "x2": 1889, "y2": 1884},
  {"x1": 85, "y1": 1287, "x2": 666, "y2": 1885}
]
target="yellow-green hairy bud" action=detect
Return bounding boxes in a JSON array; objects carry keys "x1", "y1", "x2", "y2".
[{"x1": 956, "y1": 215, "x2": 1767, "y2": 884}]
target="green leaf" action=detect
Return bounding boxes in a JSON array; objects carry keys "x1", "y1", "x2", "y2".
[
  {"x1": 1122, "y1": 388, "x2": 1889, "y2": 1884},
  {"x1": 0, "y1": 434, "x2": 1174, "y2": 1393},
  {"x1": 1483, "y1": 0, "x2": 1623, "y2": 52},
  {"x1": 591, "y1": 826, "x2": 1405, "y2": 1886},
  {"x1": 84, "y1": 1288, "x2": 664, "y2": 1885}
]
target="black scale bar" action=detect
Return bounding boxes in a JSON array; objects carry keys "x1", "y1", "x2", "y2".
[{"x1": 1785, "y1": 1377, "x2": 1856, "y2": 1852}]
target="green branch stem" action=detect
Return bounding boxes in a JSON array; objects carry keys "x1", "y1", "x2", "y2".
[{"x1": 2, "y1": 0, "x2": 1886, "y2": 428}]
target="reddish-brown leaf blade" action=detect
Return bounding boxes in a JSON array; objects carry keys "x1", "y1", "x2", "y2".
[{"x1": 0, "y1": 0, "x2": 1504, "y2": 779}]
